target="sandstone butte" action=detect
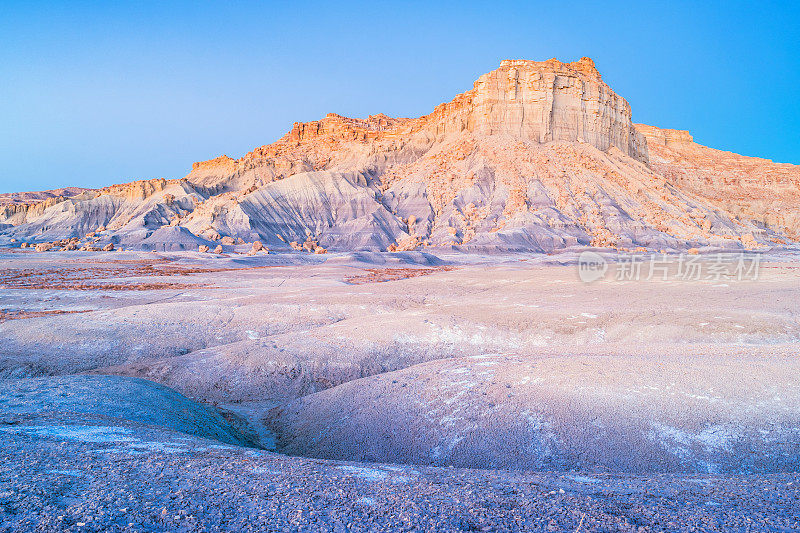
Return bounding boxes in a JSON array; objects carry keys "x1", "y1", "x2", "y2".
[{"x1": 2, "y1": 57, "x2": 798, "y2": 252}]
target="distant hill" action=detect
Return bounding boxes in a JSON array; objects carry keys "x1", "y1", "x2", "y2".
[{"x1": 2, "y1": 58, "x2": 797, "y2": 251}]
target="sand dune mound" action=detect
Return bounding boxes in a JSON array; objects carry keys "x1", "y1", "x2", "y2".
[{"x1": 270, "y1": 354, "x2": 800, "y2": 474}]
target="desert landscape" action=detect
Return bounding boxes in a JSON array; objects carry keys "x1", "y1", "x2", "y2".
[{"x1": 2, "y1": 56, "x2": 800, "y2": 531}]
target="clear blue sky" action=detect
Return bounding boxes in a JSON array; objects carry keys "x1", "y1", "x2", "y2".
[{"x1": 1, "y1": 0, "x2": 798, "y2": 193}]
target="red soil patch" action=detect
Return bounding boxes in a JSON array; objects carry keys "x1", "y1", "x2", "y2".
[
  {"x1": 0, "y1": 258, "x2": 287, "y2": 290},
  {"x1": 19, "y1": 282, "x2": 203, "y2": 291},
  {"x1": 345, "y1": 266, "x2": 455, "y2": 284},
  {"x1": 0, "y1": 259, "x2": 219, "y2": 290},
  {"x1": 0, "y1": 309, "x2": 91, "y2": 322}
]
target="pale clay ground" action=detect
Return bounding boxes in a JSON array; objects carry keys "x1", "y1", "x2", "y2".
[{"x1": 1, "y1": 248, "x2": 800, "y2": 531}]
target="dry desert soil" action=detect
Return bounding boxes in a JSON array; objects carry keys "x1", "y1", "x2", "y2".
[{"x1": 2, "y1": 248, "x2": 800, "y2": 531}]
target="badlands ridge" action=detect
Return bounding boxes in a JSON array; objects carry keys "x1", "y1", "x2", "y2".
[{"x1": 2, "y1": 57, "x2": 798, "y2": 252}]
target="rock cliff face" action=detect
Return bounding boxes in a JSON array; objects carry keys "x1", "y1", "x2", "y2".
[
  {"x1": 422, "y1": 58, "x2": 648, "y2": 162},
  {"x1": 636, "y1": 124, "x2": 800, "y2": 240},
  {"x1": 1, "y1": 58, "x2": 797, "y2": 251}
]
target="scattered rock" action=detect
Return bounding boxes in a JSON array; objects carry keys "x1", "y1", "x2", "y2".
[{"x1": 246, "y1": 241, "x2": 267, "y2": 256}]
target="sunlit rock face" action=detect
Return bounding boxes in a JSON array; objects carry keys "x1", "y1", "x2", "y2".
[
  {"x1": 428, "y1": 58, "x2": 648, "y2": 163},
  {"x1": 1, "y1": 58, "x2": 798, "y2": 251}
]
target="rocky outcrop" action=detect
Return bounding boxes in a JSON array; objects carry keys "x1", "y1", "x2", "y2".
[
  {"x1": 288, "y1": 113, "x2": 411, "y2": 143},
  {"x1": 272, "y1": 58, "x2": 647, "y2": 162},
  {"x1": 636, "y1": 124, "x2": 800, "y2": 240},
  {"x1": 102, "y1": 178, "x2": 171, "y2": 201},
  {"x1": 191, "y1": 155, "x2": 237, "y2": 173},
  {"x1": 634, "y1": 124, "x2": 694, "y2": 147},
  {"x1": 419, "y1": 58, "x2": 648, "y2": 162},
  {"x1": 0, "y1": 187, "x2": 93, "y2": 206}
]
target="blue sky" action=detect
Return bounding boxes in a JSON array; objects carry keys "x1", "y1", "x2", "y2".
[{"x1": 1, "y1": 0, "x2": 798, "y2": 193}]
